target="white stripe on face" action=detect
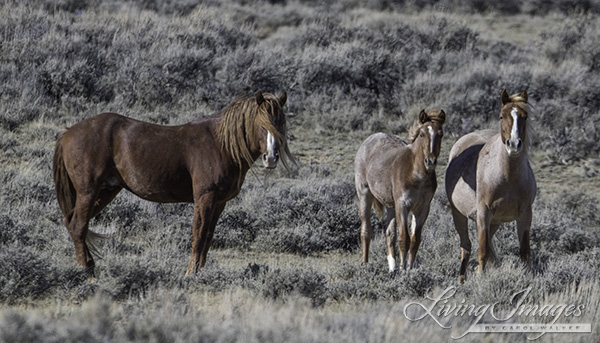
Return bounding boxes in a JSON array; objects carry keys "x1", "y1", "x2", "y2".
[
  {"x1": 428, "y1": 125, "x2": 435, "y2": 154},
  {"x1": 510, "y1": 107, "x2": 519, "y2": 141},
  {"x1": 267, "y1": 131, "x2": 276, "y2": 155}
]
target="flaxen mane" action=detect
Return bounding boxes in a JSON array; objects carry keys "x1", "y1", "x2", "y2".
[{"x1": 216, "y1": 93, "x2": 293, "y2": 168}]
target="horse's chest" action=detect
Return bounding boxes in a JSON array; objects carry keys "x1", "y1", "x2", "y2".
[
  {"x1": 398, "y1": 184, "x2": 434, "y2": 210},
  {"x1": 488, "y1": 195, "x2": 522, "y2": 223}
]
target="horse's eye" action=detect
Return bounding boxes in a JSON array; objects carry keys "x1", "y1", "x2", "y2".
[{"x1": 420, "y1": 133, "x2": 424, "y2": 138}]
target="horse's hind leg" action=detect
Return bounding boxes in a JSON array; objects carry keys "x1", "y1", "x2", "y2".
[
  {"x1": 451, "y1": 206, "x2": 470, "y2": 283},
  {"x1": 90, "y1": 187, "x2": 122, "y2": 219},
  {"x1": 68, "y1": 192, "x2": 99, "y2": 277}
]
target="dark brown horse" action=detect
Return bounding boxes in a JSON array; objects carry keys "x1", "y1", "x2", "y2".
[
  {"x1": 354, "y1": 109, "x2": 446, "y2": 273},
  {"x1": 53, "y1": 91, "x2": 292, "y2": 276},
  {"x1": 445, "y1": 89, "x2": 536, "y2": 283}
]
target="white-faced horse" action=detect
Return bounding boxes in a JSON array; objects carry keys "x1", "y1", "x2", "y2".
[
  {"x1": 445, "y1": 89, "x2": 536, "y2": 283},
  {"x1": 355, "y1": 109, "x2": 446, "y2": 273}
]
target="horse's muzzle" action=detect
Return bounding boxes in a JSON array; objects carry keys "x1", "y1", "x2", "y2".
[
  {"x1": 262, "y1": 153, "x2": 279, "y2": 169},
  {"x1": 505, "y1": 138, "x2": 523, "y2": 157},
  {"x1": 424, "y1": 156, "x2": 437, "y2": 171}
]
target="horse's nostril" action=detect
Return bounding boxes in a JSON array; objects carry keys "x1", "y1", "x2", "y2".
[{"x1": 517, "y1": 140, "x2": 522, "y2": 149}]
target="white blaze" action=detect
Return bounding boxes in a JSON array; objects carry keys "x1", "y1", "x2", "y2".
[
  {"x1": 267, "y1": 131, "x2": 276, "y2": 155},
  {"x1": 428, "y1": 126, "x2": 435, "y2": 154},
  {"x1": 510, "y1": 107, "x2": 519, "y2": 141}
]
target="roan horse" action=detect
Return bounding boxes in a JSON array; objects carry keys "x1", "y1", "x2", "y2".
[
  {"x1": 354, "y1": 109, "x2": 446, "y2": 273},
  {"x1": 53, "y1": 91, "x2": 292, "y2": 277},
  {"x1": 445, "y1": 89, "x2": 536, "y2": 283}
]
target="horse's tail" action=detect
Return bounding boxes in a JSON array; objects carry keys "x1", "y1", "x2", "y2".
[
  {"x1": 372, "y1": 198, "x2": 385, "y2": 219},
  {"x1": 53, "y1": 132, "x2": 76, "y2": 218},
  {"x1": 53, "y1": 132, "x2": 108, "y2": 260}
]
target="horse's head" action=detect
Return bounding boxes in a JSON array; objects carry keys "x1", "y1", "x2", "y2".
[
  {"x1": 500, "y1": 89, "x2": 528, "y2": 157},
  {"x1": 414, "y1": 108, "x2": 446, "y2": 171},
  {"x1": 254, "y1": 91, "x2": 288, "y2": 169}
]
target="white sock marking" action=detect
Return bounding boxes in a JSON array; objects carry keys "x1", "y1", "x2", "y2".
[{"x1": 387, "y1": 254, "x2": 396, "y2": 273}]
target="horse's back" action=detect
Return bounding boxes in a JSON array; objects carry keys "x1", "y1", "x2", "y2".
[
  {"x1": 448, "y1": 129, "x2": 497, "y2": 162},
  {"x1": 355, "y1": 132, "x2": 411, "y2": 210},
  {"x1": 355, "y1": 133, "x2": 407, "y2": 180}
]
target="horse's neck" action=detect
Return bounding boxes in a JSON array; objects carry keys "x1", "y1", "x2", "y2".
[
  {"x1": 490, "y1": 137, "x2": 530, "y2": 181},
  {"x1": 407, "y1": 141, "x2": 433, "y2": 181}
]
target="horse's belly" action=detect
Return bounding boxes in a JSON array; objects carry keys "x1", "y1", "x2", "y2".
[
  {"x1": 370, "y1": 186, "x2": 395, "y2": 209},
  {"x1": 489, "y1": 199, "x2": 521, "y2": 224},
  {"x1": 121, "y1": 173, "x2": 194, "y2": 203},
  {"x1": 449, "y1": 178, "x2": 477, "y2": 220}
]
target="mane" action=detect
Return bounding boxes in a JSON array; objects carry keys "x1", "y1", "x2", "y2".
[
  {"x1": 216, "y1": 93, "x2": 292, "y2": 168},
  {"x1": 407, "y1": 109, "x2": 445, "y2": 142}
]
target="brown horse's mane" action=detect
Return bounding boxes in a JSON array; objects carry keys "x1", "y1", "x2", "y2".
[
  {"x1": 216, "y1": 93, "x2": 291, "y2": 168},
  {"x1": 407, "y1": 109, "x2": 445, "y2": 143}
]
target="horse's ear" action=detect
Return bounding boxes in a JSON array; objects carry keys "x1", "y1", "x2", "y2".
[
  {"x1": 256, "y1": 91, "x2": 265, "y2": 106},
  {"x1": 438, "y1": 109, "x2": 446, "y2": 124},
  {"x1": 501, "y1": 89, "x2": 510, "y2": 105},
  {"x1": 279, "y1": 92, "x2": 287, "y2": 107},
  {"x1": 419, "y1": 109, "x2": 428, "y2": 124},
  {"x1": 520, "y1": 89, "x2": 528, "y2": 102}
]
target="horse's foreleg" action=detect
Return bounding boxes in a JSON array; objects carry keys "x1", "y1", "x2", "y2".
[
  {"x1": 186, "y1": 193, "x2": 216, "y2": 276},
  {"x1": 408, "y1": 208, "x2": 429, "y2": 270},
  {"x1": 451, "y1": 206, "x2": 470, "y2": 283},
  {"x1": 385, "y1": 211, "x2": 397, "y2": 273},
  {"x1": 396, "y1": 207, "x2": 410, "y2": 270},
  {"x1": 476, "y1": 207, "x2": 492, "y2": 275},
  {"x1": 199, "y1": 203, "x2": 226, "y2": 267},
  {"x1": 488, "y1": 224, "x2": 500, "y2": 266},
  {"x1": 357, "y1": 191, "x2": 373, "y2": 264},
  {"x1": 517, "y1": 208, "x2": 532, "y2": 265}
]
